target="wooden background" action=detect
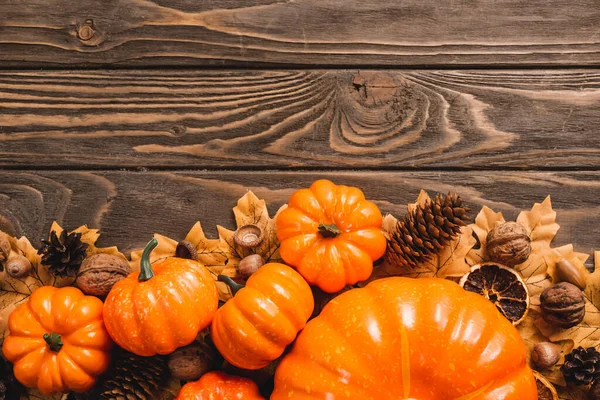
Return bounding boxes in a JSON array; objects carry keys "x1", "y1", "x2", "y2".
[{"x1": 1, "y1": 0, "x2": 599, "y2": 263}]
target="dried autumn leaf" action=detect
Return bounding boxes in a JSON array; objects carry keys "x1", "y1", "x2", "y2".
[
  {"x1": 129, "y1": 233, "x2": 179, "y2": 272},
  {"x1": 465, "y1": 206, "x2": 505, "y2": 266},
  {"x1": 516, "y1": 197, "x2": 560, "y2": 253},
  {"x1": 50, "y1": 222, "x2": 126, "y2": 261}
]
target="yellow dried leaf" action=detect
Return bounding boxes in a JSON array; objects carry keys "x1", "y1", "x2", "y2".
[
  {"x1": 381, "y1": 213, "x2": 398, "y2": 239},
  {"x1": 129, "y1": 233, "x2": 179, "y2": 272},
  {"x1": 49, "y1": 221, "x2": 126, "y2": 261},
  {"x1": 465, "y1": 206, "x2": 505, "y2": 266},
  {"x1": 516, "y1": 196, "x2": 560, "y2": 253}
]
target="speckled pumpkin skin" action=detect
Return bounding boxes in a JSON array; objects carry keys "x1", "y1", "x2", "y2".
[
  {"x1": 272, "y1": 277, "x2": 537, "y2": 400},
  {"x1": 211, "y1": 263, "x2": 314, "y2": 370},
  {"x1": 103, "y1": 257, "x2": 218, "y2": 356},
  {"x1": 175, "y1": 371, "x2": 264, "y2": 400}
]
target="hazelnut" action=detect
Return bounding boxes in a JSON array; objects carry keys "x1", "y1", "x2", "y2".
[
  {"x1": 5, "y1": 255, "x2": 32, "y2": 278},
  {"x1": 0, "y1": 233, "x2": 11, "y2": 263},
  {"x1": 556, "y1": 258, "x2": 587, "y2": 291},
  {"x1": 233, "y1": 225, "x2": 263, "y2": 249},
  {"x1": 531, "y1": 342, "x2": 561, "y2": 370},
  {"x1": 168, "y1": 343, "x2": 217, "y2": 381},
  {"x1": 540, "y1": 282, "x2": 585, "y2": 329},
  {"x1": 76, "y1": 253, "x2": 131, "y2": 297},
  {"x1": 238, "y1": 254, "x2": 265, "y2": 279},
  {"x1": 486, "y1": 222, "x2": 531, "y2": 266},
  {"x1": 176, "y1": 240, "x2": 198, "y2": 260}
]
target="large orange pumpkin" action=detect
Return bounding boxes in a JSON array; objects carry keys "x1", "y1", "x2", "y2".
[
  {"x1": 2, "y1": 286, "x2": 112, "y2": 395},
  {"x1": 272, "y1": 277, "x2": 537, "y2": 399},
  {"x1": 175, "y1": 371, "x2": 265, "y2": 400},
  {"x1": 276, "y1": 179, "x2": 386, "y2": 293},
  {"x1": 103, "y1": 238, "x2": 218, "y2": 356},
  {"x1": 211, "y1": 263, "x2": 313, "y2": 370}
]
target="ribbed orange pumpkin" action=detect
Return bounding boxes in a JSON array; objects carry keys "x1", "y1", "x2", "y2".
[
  {"x1": 103, "y1": 238, "x2": 218, "y2": 356},
  {"x1": 175, "y1": 371, "x2": 264, "y2": 400},
  {"x1": 211, "y1": 263, "x2": 313, "y2": 370},
  {"x1": 2, "y1": 286, "x2": 112, "y2": 395},
  {"x1": 276, "y1": 179, "x2": 386, "y2": 293},
  {"x1": 272, "y1": 277, "x2": 537, "y2": 400}
]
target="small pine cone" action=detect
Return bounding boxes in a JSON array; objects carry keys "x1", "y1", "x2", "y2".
[
  {"x1": 561, "y1": 346, "x2": 600, "y2": 385},
  {"x1": 385, "y1": 193, "x2": 470, "y2": 269},
  {"x1": 38, "y1": 229, "x2": 89, "y2": 277}
]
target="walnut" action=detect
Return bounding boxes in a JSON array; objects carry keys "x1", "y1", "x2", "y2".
[
  {"x1": 168, "y1": 343, "x2": 217, "y2": 381},
  {"x1": 531, "y1": 342, "x2": 561, "y2": 370},
  {"x1": 540, "y1": 282, "x2": 585, "y2": 329},
  {"x1": 486, "y1": 222, "x2": 531, "y2": 266},
  {"x1": 5, "y1": 255, "x2": 32, "y2": 279},
  {"x1": 76, "y1": 253, "x2": 131, "y2": 297},
  {"x1": 0, "y1": 233, "x2": 11, "y2": 264}
]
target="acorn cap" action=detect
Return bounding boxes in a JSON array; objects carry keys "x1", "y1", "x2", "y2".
[
  {"x1": 176, "y1": 240, "x2": 198, "y2": 260},
  {"x1": 233, "y1": 225, "x2": 264, "y2": 249}
]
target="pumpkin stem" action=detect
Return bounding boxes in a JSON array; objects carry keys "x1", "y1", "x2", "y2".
[
  {"x1": 318, "y1": 223, "x2": 341, "y2": 238},
  {"x1": 139, "y1": 237, "x2": 158, "y2": 282},
  {"x1": 218, "y1": 275, "x2": 244, "y2": 296},
  {"x1": 43, "y1": 332, "x2": 63, "y2": 352}
]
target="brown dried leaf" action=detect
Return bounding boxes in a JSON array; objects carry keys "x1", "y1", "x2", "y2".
[{"x1": 516, "y1": 196, "x2": 560, "y2": 253}]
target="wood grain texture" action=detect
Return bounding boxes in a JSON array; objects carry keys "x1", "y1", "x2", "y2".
[
  {"x1": 1, "y1": 0, "x2": 600, "y2": 67},
  {"x1": 0, "y1": 170, "x2": 597, "y2": 264},
  {"x1": 1, "y1": 69, "x2": 599, "y2": 169}
]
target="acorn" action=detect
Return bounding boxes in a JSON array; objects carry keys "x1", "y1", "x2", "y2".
[
  {"x1": 234, "y1": 225, "x2": 263, "y2": 249},
  {"x1": 555, "y1": 258, "x2": 587, "y2": 291},
  {"x1": 176, "y1": 240, "x2": 198, "y2": 260},
  {"x1": 0, "y1": 233, "x2": 11, "y2": 264},
  {"x1": 531, "y1": 342, "x2": 561, "y2": 370},
  {"x1": 238, "y1": 254, "x2": 265, "y2": 279},
  {"x1": 5, "y1": 255, "x2": 32, "y2": 279}
]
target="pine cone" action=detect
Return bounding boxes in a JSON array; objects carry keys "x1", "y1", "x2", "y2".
[
  {"x1": 385, "y1": 193, "x2": 470, "y2": 269},
  {"x1": 0, "y1": 356, "x2": 24, "y2": 400},
  {"x1": 561, "y1": 346, "x2": 600, "y2": 385},
  {"x1": 71, "y1": 348, "x2": 170, "y2": 400},
  {"x1": 39, "y1": 230, "x2": 88, "y2": 277}
]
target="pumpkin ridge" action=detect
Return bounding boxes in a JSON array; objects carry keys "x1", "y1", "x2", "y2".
[{"x1": 129, "y1": 281, "x2": 153, "y2": 355}]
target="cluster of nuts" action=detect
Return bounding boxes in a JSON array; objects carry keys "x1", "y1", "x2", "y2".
[{"x1": 0, "y1": 232, "x2": 33, "y2": 279}]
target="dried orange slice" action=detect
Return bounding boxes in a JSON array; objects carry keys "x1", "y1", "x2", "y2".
[
  {"x1": 533, "y1": 371, "x2": 558, "y2": 400},
  {"x1": 459, "y1": 263, "x2": 529, "y2": 325}
]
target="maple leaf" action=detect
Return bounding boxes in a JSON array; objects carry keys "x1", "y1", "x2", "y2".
[{"x1": 49, "y1": 221, "x2": 127, "y2": 261}]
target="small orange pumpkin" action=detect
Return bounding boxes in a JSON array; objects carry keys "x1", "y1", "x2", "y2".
[
  {"x1": 2, "y1": 286, "x2": 112, "y2": 395},
  {"x1": 272, "y1": 277, "x2": 537, "y2": 399},
  {"x1": 276, "y1": 179, "x2": 386, "y2": 293},
  {"x1": 175, "y1": 371, "x2": 265, "y2": 400},
  {"x1": 103, "y1": 238, "x2": 218, "y2": 356},
  {"x1": 211, "y1": 263, "x2": 313, "y2": 370}
]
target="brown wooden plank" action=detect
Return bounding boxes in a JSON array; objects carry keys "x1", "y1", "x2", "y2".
[
  {"x1": 1, "y1": 69, "x2": 600, "y2": 169},
  {"x1": 0, "y1": 170, "x2": 597, "y2": 264},
  {"x1": 0, "y1": 0, "x2": 599, "y2": 67}
]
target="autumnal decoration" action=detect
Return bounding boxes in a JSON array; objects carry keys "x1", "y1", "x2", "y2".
[
  {"x1": 168, "y1": 342, "x2": 218, "y2": 381},
  {"x1": 103, "y1": 238, "x2": 218, "y2": 356},
  {"x1": 385, "y1": 192, "x2": 470, "y2": 270},
  {"x1": 486, "y1": 221, "x2": 532, "y2": 266},
  {"x1": 76, "y1": 253, "x2": 131, "y2": 297},
  {"x1": 276, "y1": 179, "x2": 386, "y2": 293},
  {"x1": 211, "y1": 263, "x2": 313, "y2": 370},
  {"x1": 68, "y1": 348, "x2": 178, "y2": 400},
  {"x1": 540, "y1": 282, "x2": 585, "y2": 329},
  {"x1": 175, "y1": 240, "x2": 199, "y2": 260},
  {"x1": 2, "y1": 286, "x2": 113, "y2": 394},
  {"x1": 556, "y1": 258, "x2": 587, "y2": 290},
  {"x1": 237, "y1": 254, "x2": 265, "y2": 279},
  {"x1": 561, "y1": 347, "x2": 600, "y2": 385},
  {"x1": 459, "y1": 263, "x2": 530, "y2": 325},
  {"x1": 273, "y1": 277, "x2": 537, "y2": 399},
  {"x1": 4, "y1": 255, "x2": 32, "y2": 278},
  {"x1": 0, "y1": 356, "x2": 24, "y2": 400},
  {"x1": 175, "y1": 371, "x2": 264, "y2": 400},
  {"x1": 38, "y1": 230, "x2": 89, "y2": 277},
  {"x1": 234, "y1": 224, "x2": 264, "y2": 249},
  {"x1": 532, "y1": 342, "x2": 562, "y2": 370},
  {"x1": 0, "y1": 233, "x2": 10, "y2": 264},
  {"x1": 534, "y1": 371, "x2": 559, "y2": 400}
]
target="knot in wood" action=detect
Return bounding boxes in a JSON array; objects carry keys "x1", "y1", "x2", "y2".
[{"x1": 78, "y1": 20, "x2": 95, "y2": 41}]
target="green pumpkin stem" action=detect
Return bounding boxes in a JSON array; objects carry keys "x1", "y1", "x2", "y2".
[
  {"x1": 43, "y1": 332, "x2": 63, "y2": 352},
  {"x1": 218, "y1": 275, "x2": 244, "y2": 296},
  {"x1": 318, "y1": 223, "x2": 342, "y2": 238},
  {"x1": 138, "y1": 237, "x2": 159, "y2": 282}
]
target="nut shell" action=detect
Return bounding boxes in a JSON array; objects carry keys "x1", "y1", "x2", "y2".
[
  {"x1": 486, "y1": 222, "x2": 531, "y2": 266},
  {"x1": 238, "y1": 254, "x2": 265, "y2": 279},
  {"x1": 5, "y1": 255, "x2": 32, "y2": 278},
  {"x1": 168, "y1": 343, "x2": 217, "y2": 381},
  {"x1": 233, "y1": 225, "x2": 264, "y2": 249},
  {"x1": 531, "y1": 342, "x2": 561, "y2": 370},
  {"x1": 540, "y1": 282, "x2": 585, "y2": 329},
  {"x1": 555, "y1": 258, "x2": 587, "y2": 291},
  {"x1": 0, "y1": 233, "x2": 11, "y2": 263},
  {"x1": 76, "y1": 253, "x2": 131, "y2": 296}
]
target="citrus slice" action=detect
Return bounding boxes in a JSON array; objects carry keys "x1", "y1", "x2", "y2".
[
  {"x1": 533, "y1": 371, "x2": 558, "y2": 400},
  {"x1": 459, "y1": 263, "x2": 529, "y2": 325}
]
